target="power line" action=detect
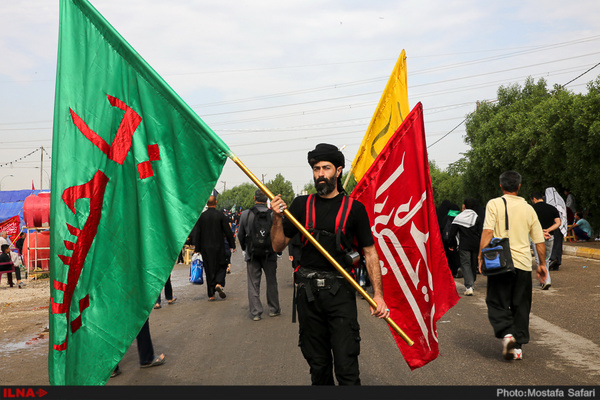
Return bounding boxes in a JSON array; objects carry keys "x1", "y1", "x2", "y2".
[
  {"x1": 1, "y1": 57, "x2": 597, "y2": 132},
  {"x1": 427, "y1": 119, "x2": 467, "y2": 149},
  {"x1": 562, "y1": 61, "x2": 600, "y2": 87},
  {"x1": 0, "y1": 147, "x2": 43, "y2": 168},
  {"x1": 425, "y1": 63, "x2": 600, "y2": 150}
]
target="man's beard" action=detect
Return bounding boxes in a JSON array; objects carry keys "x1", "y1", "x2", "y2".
[{"x1": 314, "y1": 175, "x2": 337, "y2": 196}]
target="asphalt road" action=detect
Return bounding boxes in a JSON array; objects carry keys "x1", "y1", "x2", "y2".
[
  {"x1": 106, "y1": 247, "x2": 600, "y2": 387},
  {"x1": 2, "y1": 244, "x2": 599, "y2": 393}
]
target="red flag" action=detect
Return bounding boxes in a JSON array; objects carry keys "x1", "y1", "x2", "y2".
[
  {"x1": 32, "y1": 180, "x2": 35, "y2": 190},
  {"x1": 351, "y1": 102, "x2": 459, "y2": 370},
  {"x1": 0, "y1": 216, "x2": 21, "y2": 238}
]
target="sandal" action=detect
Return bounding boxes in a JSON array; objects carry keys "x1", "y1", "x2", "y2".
[
  {"x1": 215, "y1": 284, "x2": 226, "y2": 299},
  {"x1": 154, "y1": 303, "x2": 161, "y2": 309},
  {"x1": 140, "y1": 353, "x2": 165, "y2": 368},
  {"x1": 110, "y1": 366, "x2": 122, "y2": 378},
  {"x1": 168, "y1": 297, "x2": 177, "y2": 305}
]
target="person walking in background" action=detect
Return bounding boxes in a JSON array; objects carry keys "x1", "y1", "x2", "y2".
[
  {"x1": 237, "y1": 189, "x2": 281, "y2": 321},
  {"x1": 224, "y1": 210, "x2": 236, "y2": 274},
  {"x1": 154, "y1": 274, "x2": 176, "y2": 309},
  {"x1": 530, "y1": 192, "x2": 561, "y2": 290},
  {"x1": 194, "y1": 195, "x2": 236, "y2": 301},
  {"x1": 448, "y1": 197, "x2": 483, "y2": 296},
  {"x1": 479, "y1": 171, "x2": 547, "y2": 361},
  {"x1": 544, "y1": 187, "x2": 567, "y2": 271},
  {"x1": 111, "y1": 319, "x2": 165, "y2": 378},
  {"x1": 437, "y1": 201, "x2": 462, "y2": 278}
]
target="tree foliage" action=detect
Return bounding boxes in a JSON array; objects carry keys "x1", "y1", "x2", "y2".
[
  {"x1": 429, "y1": 159, "x2": 467, "y2": 207},
  {"x1": 216, "y1": 182, "x2": 256, "y2": 211},
  {"x1": 302, "y1": 181, "x2": 317, "y2": 195},
  {"x1": 450, "y1": 75, "x2": 600, "y2": 231},
  {"x1": 265, "y1": 173, "x2": 295, "y2": 206}
]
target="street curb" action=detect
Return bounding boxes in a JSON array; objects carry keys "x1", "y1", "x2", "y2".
[{"x1": 563, "y1": 244, "x2": 600, "y2": 260}]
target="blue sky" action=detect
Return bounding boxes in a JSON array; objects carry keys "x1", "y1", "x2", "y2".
[{"x1": 1, "y1": 0, "x2": 599, "y2": 193}]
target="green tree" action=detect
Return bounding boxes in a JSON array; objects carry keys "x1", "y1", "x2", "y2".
[
  {"x1": 265, "y1": 173, "x2": 295, "y2": 206},
  {"x1": 462, "y1": 75, "x2": 600, "y2": 232},
  {"x1": 302, "y1": 181, "x2": 317, "y2": 195},
  {"x1": 217, "y1": 182, "x2": 256, "y2": 211},
  {"x1": 429, "y1": 159, "x2": 467, "y2": 207},
  {"x1": 342, "y1": 171, "x2": 357, "y2": 195}
]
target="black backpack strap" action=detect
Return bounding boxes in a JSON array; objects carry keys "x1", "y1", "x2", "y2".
[
  {"x1": 335, "y1": 196, "x2": 354, "y2": 252},
  {"x1": 303, "y1": 194, "x2": 315, "y2": 246},
  {"x1": 502, "y1": 197, "x2": 509, "y2": 231}
]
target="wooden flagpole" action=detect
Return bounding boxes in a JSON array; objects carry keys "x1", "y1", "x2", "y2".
[{"x1": 230, "y1": 155, "x2": 413, "y2": 346}]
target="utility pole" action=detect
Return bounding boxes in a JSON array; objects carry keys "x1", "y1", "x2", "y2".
[{"x1": 40, "y1": 146, "x2": 44, "y2": 191}]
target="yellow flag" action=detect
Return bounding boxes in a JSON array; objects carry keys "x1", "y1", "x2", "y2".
[{"x1": 347, "y1": 50, "x2": 409, "y2": 185}]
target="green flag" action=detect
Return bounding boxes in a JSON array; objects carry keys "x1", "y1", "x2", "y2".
[{"x1": 49, "y1": 0, "x2": 232, "y2": 385}]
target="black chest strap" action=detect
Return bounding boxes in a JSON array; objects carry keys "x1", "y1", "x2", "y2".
[{"x1": 302, "y1": 194, "x2": 354, "y2": 247}]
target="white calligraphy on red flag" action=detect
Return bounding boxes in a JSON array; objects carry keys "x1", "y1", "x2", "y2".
[{"x1": 352, "y1": 102, "x2": 459, "y2": 370}]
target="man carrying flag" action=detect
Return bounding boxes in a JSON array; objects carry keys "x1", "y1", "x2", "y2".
[
  {"x1": 351, "y1": 103, "x2": 459, "y2": 369},
  {"x1": 50, "y1": 0, "x2": 232, "y2": 385},
  {"x1": 271, "y1": 143, "x2": 389, "y2": 385}
]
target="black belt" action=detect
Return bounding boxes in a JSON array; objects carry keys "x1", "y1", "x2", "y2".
[{"x1": 295, "y1": 274, "x2": 345, "y2": 302}]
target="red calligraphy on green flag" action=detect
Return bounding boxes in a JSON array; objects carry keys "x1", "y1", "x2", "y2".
[{"x1": 50, "y1": 0, "x2": 232, "y2": 385}]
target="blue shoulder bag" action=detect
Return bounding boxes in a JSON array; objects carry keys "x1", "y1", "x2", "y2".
[{"x1": 481, "y1": 198, "x2": 516, "y2": 276}]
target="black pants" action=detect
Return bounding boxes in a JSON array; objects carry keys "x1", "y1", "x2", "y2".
[
  {"x1": 114, "y1": 319, "x2": 155, "y2": 373},
  {"x1": 204, "y1": 252, "x2": 227, "y2": 298},
  {"x1": 1, "y1": 266, "x2": 21, "y2": 285},
  {"x1": 551, "y1": 230, "x2": 563, "y2": 266},
  {"x1": 486, "y1": 268, "x2": 532, "y2": 346},
  {"x1": 136, "y1": 319, "x2": 155, "y2": 365},
  {"x1": 445, "y1": 247, "x2": 460, "y2": 277},
  {"x1": 296, "y1": 281, "x2": 361, "y2": 385},
  {"x1": 156, "y1": 275, "x2": 173, "y2": 305}
]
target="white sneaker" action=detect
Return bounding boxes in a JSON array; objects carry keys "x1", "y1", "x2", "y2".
[
  {"x1": 502, "y1": 334, "x2": 517, "y2": 360},
  {"x1": 514, "y1": 348, "x2": 523, "y2": 360},
  {"x1": 464, "y1": 287, "x2": 474, "y2": 296}
]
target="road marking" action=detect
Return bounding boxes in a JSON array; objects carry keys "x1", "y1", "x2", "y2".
[
  {"x1": 529, "y1": 314, "x2": 600, "y2": 376},
  {"x1": 457, "y1": 279, "x2": 600, "y2": 376}
]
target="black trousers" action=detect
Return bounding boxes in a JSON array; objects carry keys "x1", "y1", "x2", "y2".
[
  {"x1": 203, "y1": 252, "x2": 227, "y2": 298},
  {"x1": 486, "y1": 268, "x2": 532, "y2": 346},
  {"x1": 444, "y1": 247, "x2": 460, "y2": 276},
  {"x1": 136, "y1": 319, "x2": 155, "y2": 365},
  {"x1": 1, "y1": 266, "x2": 21, "y2": 285},
  {"x1": 156, "y1": 275, "x2": 173, "y2": 305},
  {"x1": 551, "y1": 230, "x2": 563, "y2": 266},
  {"x1": 296, "y1": 281, "x2": 361, "y2": 385}
]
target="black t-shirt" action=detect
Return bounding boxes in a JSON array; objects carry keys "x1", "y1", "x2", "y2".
[
  {"x1": 532, "y1": 202, "x2": 560, "y2": 230},
  {"x1": 282, "y1": 194, "x2": 374, "y2": 271}
]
